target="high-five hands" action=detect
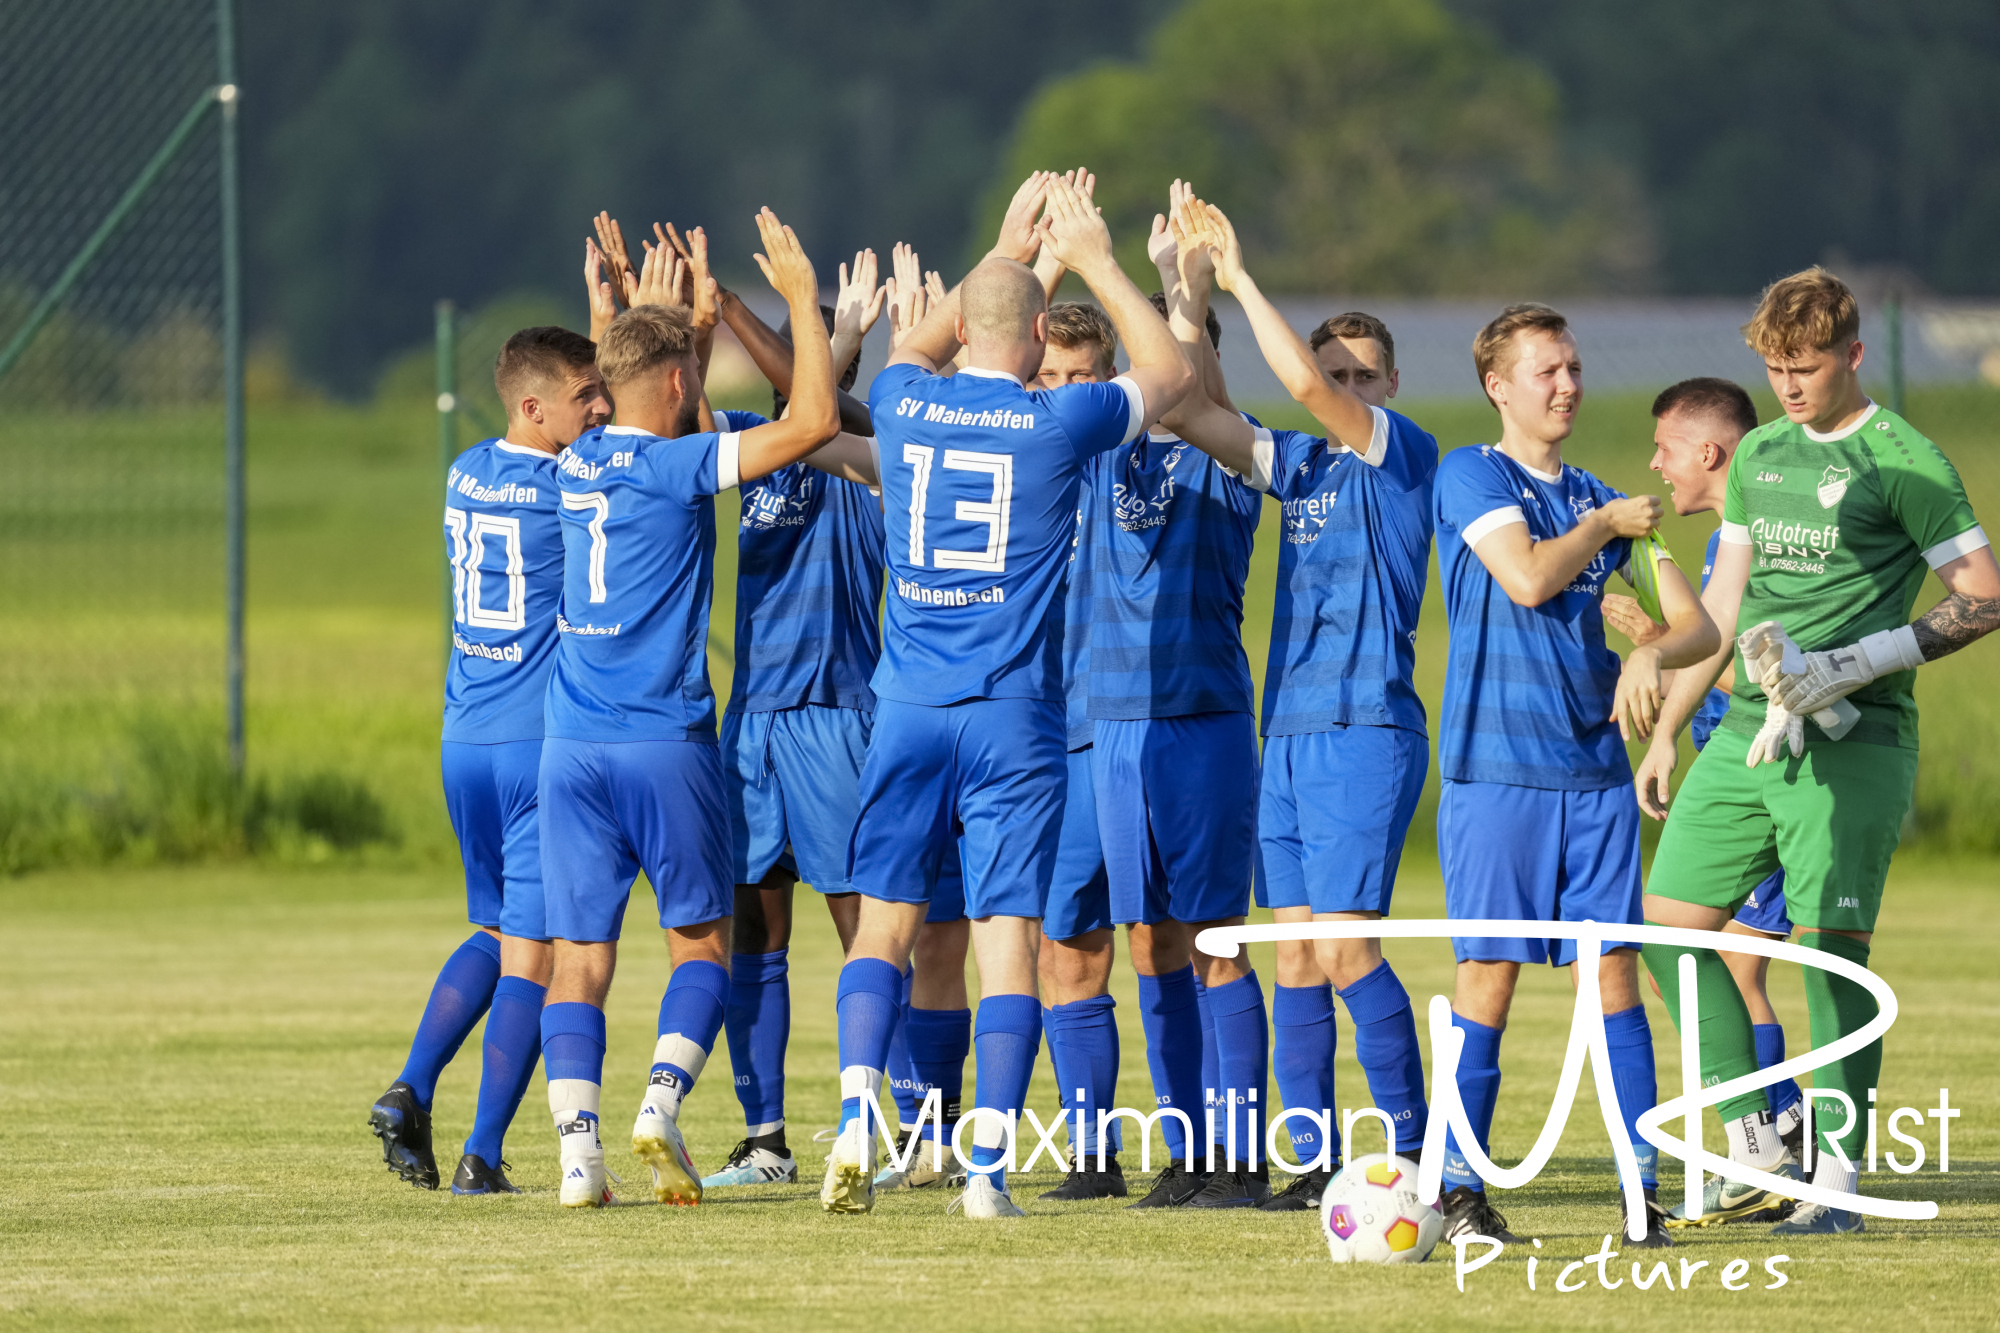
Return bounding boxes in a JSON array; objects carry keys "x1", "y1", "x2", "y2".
[
  {"x1": 834, "y1": 250, "x2": 886, "y2": 340},
  {"x1": 990, "y1": 171, "x2": 1053, "y2": 266},
  {"x1": 752, "y1": 208, "x2": 820, "y2": 312},
  {"x1": 885, "y1": 242, "x2": 929, "y2": 350},
  {"x1": 1034, "y1": 173, "x2": 1116, "y2": 280}
]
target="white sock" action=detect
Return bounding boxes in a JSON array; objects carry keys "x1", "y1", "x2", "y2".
[
  {"x1": 548, "y1": 1078, "x2": 602, "y2": 1152},
  {"x1": 1774, "y1": 1100, "x2": 1804, "y2": 1141},
  {"x1": 643, "y1": 1034, "x2": 708, "y2": 1119},
  {"x1": 1723, "y1": 1109, "x2": 1783, "y2": 1169},
  {"x1": 1811, "y1": 1154, "x2": 1858, "y2": 1201}
]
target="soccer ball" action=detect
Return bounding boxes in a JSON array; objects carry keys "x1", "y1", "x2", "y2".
[{"x1": 1318, "y1": 1153, "x2": 1442, "y2": 1265}]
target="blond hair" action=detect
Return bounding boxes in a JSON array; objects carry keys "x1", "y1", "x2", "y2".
[
  {"x1": 596, "y1": 304, "x2": 696, "y2": 387},
  {"x1": 1744, "y1": 266, "x2": 1859, "y2": 357},
  {"x1": 1045, "y1": 302, "x2": 1116, "y2": 375},
  {"x1": 1472, "y1": 302, "x2": 1568, "y2": 406}
]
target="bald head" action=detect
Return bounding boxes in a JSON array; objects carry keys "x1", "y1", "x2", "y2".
[{"x1": 961, "y1": 258, "x2": 1046, "y2": 345}]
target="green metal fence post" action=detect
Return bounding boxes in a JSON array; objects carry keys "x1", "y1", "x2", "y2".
[
  {"x1": 1885, "y1": 291, "x2": 1906, "y2": 420},
  {"x1": 437, "y1": 300, "x2": 458, "y2": 662},
  {"x1": 219, "y1": 0, "x2": 245, "y2": 774}
]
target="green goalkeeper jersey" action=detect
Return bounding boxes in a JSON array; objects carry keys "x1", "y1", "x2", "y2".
[{"x1": 1719, "y1": 402, "x2": 1984, "y2": 748}]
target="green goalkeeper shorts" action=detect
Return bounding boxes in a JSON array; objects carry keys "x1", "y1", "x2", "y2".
[{"x1": 1647, "y1": 725, "x2": 1917, "y2": 934}]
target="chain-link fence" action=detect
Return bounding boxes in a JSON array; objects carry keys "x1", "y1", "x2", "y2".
[{"x1": 0, "y1": 0, "x2": 244, "y2": 869}]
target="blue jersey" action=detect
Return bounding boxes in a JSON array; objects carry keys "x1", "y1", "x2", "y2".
[
  {"x1": 1690, "y1": 527, "x2": 1730, "y2": 749},
  {"x1": 1254, "y1": 408, "x2": 1436, "y2": 736},
  {"x1": 717, "y1": 410, "x2": 886, "y2": 714},
  {"x1": 1434, "y1": 445, "x2": 1634, "y2": 790},
  {"x1": 1063, "y1": 491, "x2": 1094, "y2": 750},
  {"x1": 1077, "y1": 429, "x2": 1262, "y2": 721},
  {"x1": 545, "y1": 423, "x2": 738, "y2": 743},
  {"x1": 442, "y1": 438, "x2": 566, "y2": 743},
  {"x1": 866, "y1": 362, "x2": 1144, "y2": 705}
]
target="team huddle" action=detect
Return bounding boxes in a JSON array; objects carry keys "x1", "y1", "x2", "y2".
[{"x1": 367, "y1": 170, "x2": 1998, "y2": 1243}]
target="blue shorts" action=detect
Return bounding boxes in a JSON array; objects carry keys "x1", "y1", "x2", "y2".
[
  {"x1": 1044, "y1": 746, "x2": 1111, "y2": 941},
  {"x1": 1437, "y1": 779, "x2": 1641, "y2": 966},
  {"x1": 441, "y1": 739, "x2": 547, "y2": 941},
  {"x1": 539, "y1": 737, "x2": 733, "y2": 943},
  {"x1": 1256, "y1": 725, "x2": 1427, "y2": 915},
  {"x1": 1734, "y1": 868, "x2": 1791, "y2": 936},
  {"x1": 721, "y1": 703, "x2": 870, "y2": 893},
  {"x1": 848, "y1": 697, "x2": 1064, "y2": 920},
  {"x1": 1093, "y1": 712, "x2": 1258, "y2": 926}
]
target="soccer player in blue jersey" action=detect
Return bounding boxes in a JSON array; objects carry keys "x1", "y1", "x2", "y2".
[
  {"x1": 1431, "y1": 303, "x2": 1718, "y2": 1247},
  {"x1": 819, "y1": 171, "x2": 1194, "y2": 1220},
  {"x1": 369, "y1": 324, "x2": 610, "y2": 1195},
  {"x1": 537, "y1": 211, "x2": 843, "y2": 1209},
  {"x1": 1157, "y1": 194, "x2": 1435, "y2": 1212},
  {"x1": 1601, "y1": 378, "x2": 1808, "y2": 1225}
]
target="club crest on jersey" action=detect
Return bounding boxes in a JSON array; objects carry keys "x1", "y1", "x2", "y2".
[{"x1": 1818, "y1": 466, "x2": 1851, "y2": 508}]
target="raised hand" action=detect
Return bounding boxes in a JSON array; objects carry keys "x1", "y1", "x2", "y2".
[
  {"x1": 884, "y1": 275, "x2": 928, "y2": 350},
  {"x1": 990, "y1": 170, "x2": 1052, "y2": 266},
  {"x1": 834, "y1": 249, "x2": 886, "y2": 339},
  {"x1": 925, "y1": 269, "x2": 946, "y2": 308},
  {"x1": 1034, "y1": 171, "x2": 1116, "y2": 280},
  {"x1": 584, "y1": 238, "x2": 618, "y2": 343},
  {"x1": 1147, "y1": 214, "x2": 1178, "y2": 280},
  {"x1": 592, "y1": 211, "x2": 638, "y2": 308},
  {"x1": 633, "y1": 240, "x2": 687, "y2": 310},
  {"x1": 753, "y1": 207, "x2": 820, "y2": 312},
  {"x1": 671, "y1": 224, "x2": 720, "y2": 331},
  {"x1": 1176, "y1": 194, "x2": 1246, "y2": 292}
]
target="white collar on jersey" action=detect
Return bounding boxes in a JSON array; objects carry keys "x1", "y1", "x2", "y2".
[
  {"x1": 601, "y1": 424, "x2": 653, "y2": 436},
  {"x1": 957, "y1": 365, "x2": 1024, "y2": 386},
  {"x1": 492, "y1": 438, "x2": 554, "y2": 457},
  {"x1": 1802, "y1": 400, "x2": 1879, "y2": 442}
]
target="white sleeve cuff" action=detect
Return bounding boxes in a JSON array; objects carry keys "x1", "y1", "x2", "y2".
[
  {"x1": 1358, "y1": 406, "x2": 1389, "y2": 468},
  {"x1": 716, "y1": 432, "x2": 741, "y2": 492},
  {"x1": 1461, "y1": 505, "x2": 1526, "y2": 550},
  {"x1": 1110, "y1": 374, "x2": 1146, "y2": 446},
  {"x1": 1860, "y1": 624, "x2": 1925, "y2": 675},
  {"x1": 1718, "y1": 521, "x2": 1752, "y2": 545},
  {"x1": 1248, "y1": 427, "x2": 1277, "y2": 493},
  {"x1": 1924, "y1": 524, "x2": 1989, "y2": 569},
  {"x1": 865, "y1": 435, "x2": 883, "y2": 496}
]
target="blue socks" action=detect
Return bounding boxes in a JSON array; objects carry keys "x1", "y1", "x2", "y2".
[
  {"x1": 886, "y1": 968, "x2": 920, "y2": 1126},
  {"x1": 1272, "y1": 983, "x2": 1336, "y2": 1169},
  {"x1": 1046, "y1": 995, "x2": 1122, "y2": 1161},
  {"x1": 645, "y1": 960, "x2": 730, "y2": 1119},
  {"x1": 1442, "y1": 1013, "x2": 1503, "y2": 1192},
  {"x1": 1135, "y1": 967, "x2": 1203, "y2": 1161},
  {"x1": 1205, "y1": 971, "x2": 1268, "y2": 1170},
  {"x1": 1194, "y1": 973, "x2": 1221, "y2": 1143},
  {"x1": 1603, "y1": 1003, "x2": 1660, "y2": 1189},
  {"x1": 464, "y1": 975, "x2": 544, "y2": 1167},
  {"x1": 905, "y1": 1006, "x2": 971, "y2": 1141},
  {"x1": 540, "y1": 1000, "x2": 606, "y2": 1086},
  {"x1": 1752, "y1": 1023, "x2": 1804, "y2": 1123},
  {"x1": 398, "y1": 931, "x2": 502, "y2": 1108},
  {"x1": 968, "y1": 995, "x2": 1041, "y2": 1187},
  {"x1": 724, "y1": 949, "x2": 789, "y2": 1133},
  {"x1": 835, "y1": 958, "x2": 905, "y2": 1136},
  {"x1": 1338, "y1": 961, "x2": 1430, "y2": 1156}
]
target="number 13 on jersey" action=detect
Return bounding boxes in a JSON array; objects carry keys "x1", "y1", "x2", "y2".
[{"x1": 902, "y1": 445, "x2": 1012, "y2": 572}]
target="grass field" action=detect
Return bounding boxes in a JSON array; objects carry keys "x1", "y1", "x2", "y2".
[{"x1": 1, "y1": 860, "x2": 1994, "y2": 1329}]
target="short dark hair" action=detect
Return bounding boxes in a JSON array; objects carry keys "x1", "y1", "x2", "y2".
[
  {"x1": 1047, "y1": 302, "x2": 1118, "y2": 373},
  {"x1": 494, "y1": 326, "x2": 597, "y2": 409},
  {"x1": 1147, "y1": 291, "x2": 1221, "y2": 349},
  {"x1": 1309, "y1": 311, "x2": 1395, "y2": 371},
  {"x1": 1651, "y1": 377, "x2": 1757, "y2": 439}
]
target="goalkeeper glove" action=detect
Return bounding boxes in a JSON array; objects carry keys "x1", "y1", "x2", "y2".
[
  {"x1": 1746, "y1": 703, "x2": 1804, "y2": 766},
  {"x1": 1768, "y1": 626, "x2": 1924, "y2": 716}
]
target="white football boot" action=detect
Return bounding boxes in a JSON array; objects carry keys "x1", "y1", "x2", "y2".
[
  {"x1": 633, "y1": 1095, "x2": 702, "y2": 1206},
  {"x1": 556, "y1": 1111, "x2": 615, "y2": 1208},
  {"x1": 820, "y1": 1119, "x2": 876, "y2": 1215},
  {"x1": 951, "y1": 1172, "x2": 1025, "y2": 1219}
]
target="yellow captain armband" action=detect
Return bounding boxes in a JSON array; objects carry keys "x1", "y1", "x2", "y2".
[{"x1": 1627, "y1": 528, "x2": 1673, "y2": 623}]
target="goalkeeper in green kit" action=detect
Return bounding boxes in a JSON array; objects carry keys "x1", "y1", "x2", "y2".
[{"x1": 1634, "y1": 267, "x2": 2000, "y2": 1235}]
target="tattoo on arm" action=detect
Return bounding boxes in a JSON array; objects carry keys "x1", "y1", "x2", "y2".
[{"x1": 1912, "y1": 592, "x2": 2000, "y2": 661}]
